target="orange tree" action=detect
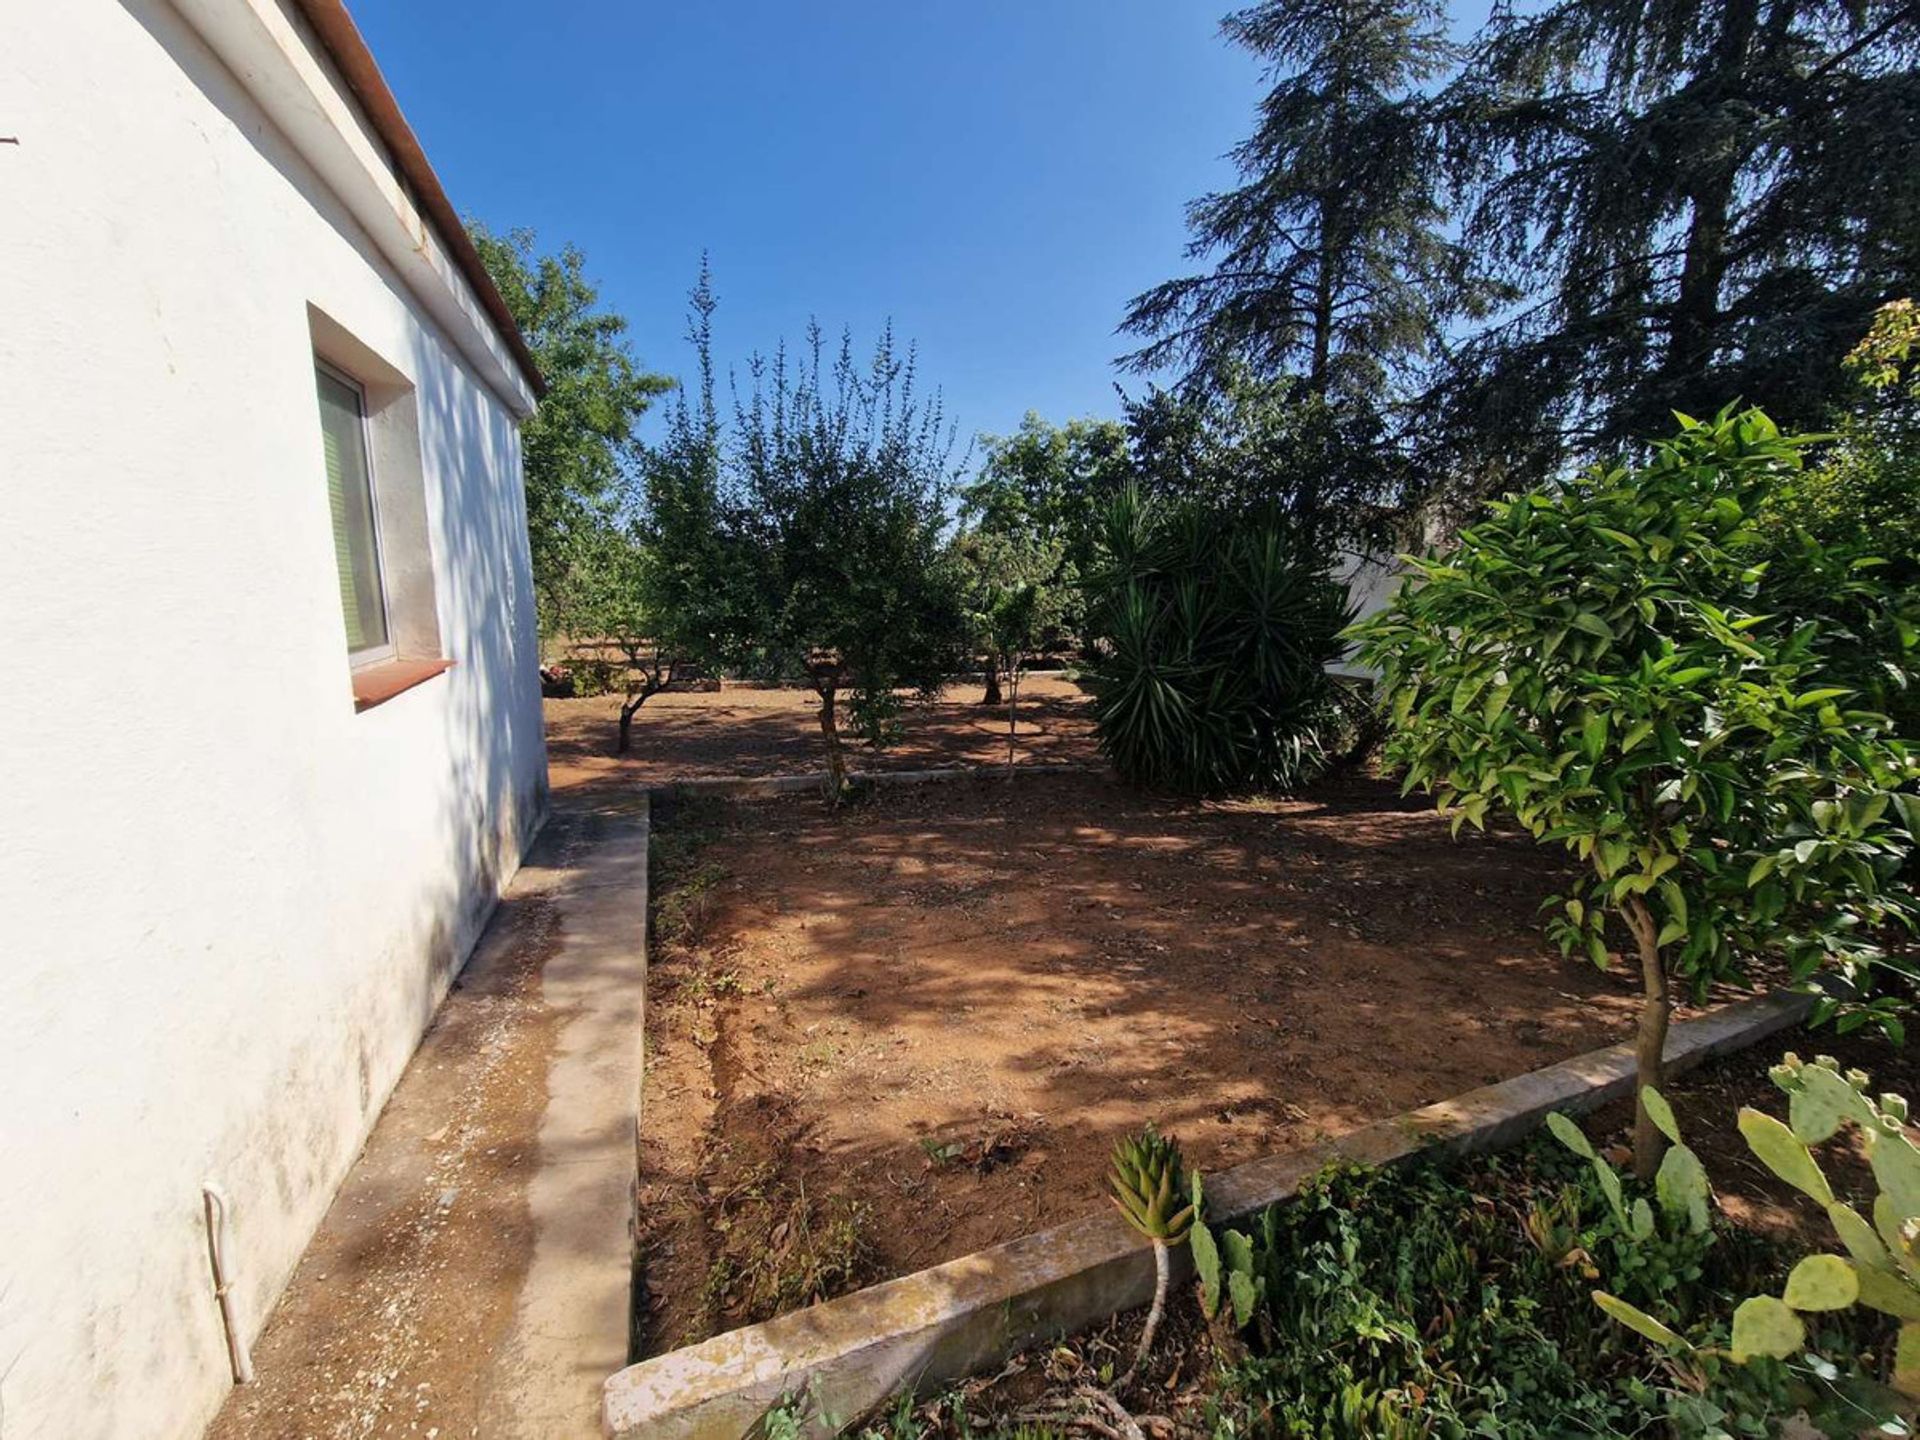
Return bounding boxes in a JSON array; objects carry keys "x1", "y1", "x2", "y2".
[{"x1": 1354, "y1": 407, "x2": 1920, "y2": 1177}]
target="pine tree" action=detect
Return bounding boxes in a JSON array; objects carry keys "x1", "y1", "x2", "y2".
[
  {"x1": 1437, "y1": 0, "x2": 1920, "y2": 480},
  {"x1": 1121, "y1": 0, "x2": 1458, "y2": 404}
]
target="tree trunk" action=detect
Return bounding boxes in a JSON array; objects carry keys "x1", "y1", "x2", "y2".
[
  {"x1": 1006, "y1": 669, "x2": 1020, "y2": 779},
  {"x1": 1625, "y1": 895, "x2": 1671, "y2": 1180},
  {"x1": 981, "y1": 666, "x2": 1003, "y2": 707},
  {"x1": 1661, "y1": 0, "x2": 1759, "y2": 405},
  {"x1": 817, "y1": 686, "x2": 849, "y2": 799},
  {"x1": 617, "y1": 693, "x2": 646, "y2": 755}
]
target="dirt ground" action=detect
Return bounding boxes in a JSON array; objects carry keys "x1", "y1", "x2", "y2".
[
  {"x1": 1587, "y1": 1014, "x2": 1920, "y2": 1250},
  {"x1": 545, "y1": 674, "x2": 1097, "y2": 793},
  {"x1": 634, "y1": 768, "x2": 1678, "y2": 1354}
]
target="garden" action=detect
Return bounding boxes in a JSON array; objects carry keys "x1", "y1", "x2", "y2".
[{"x1": 472, "y1": 1, "x2": 1920, "y2": 1430}]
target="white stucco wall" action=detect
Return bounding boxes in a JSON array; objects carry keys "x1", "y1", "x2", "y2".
[{"x1": 0, "y1": 4, "x2": 548, "y2": 1438}]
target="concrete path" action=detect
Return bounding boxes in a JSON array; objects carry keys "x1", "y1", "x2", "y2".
[{"x1": 205, "y1": 797, "x2": 647, "y2": 1440}]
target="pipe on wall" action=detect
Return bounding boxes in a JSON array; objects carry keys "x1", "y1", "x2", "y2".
[{"x1": 200, "y1": 1183, "x2": 254, "y2": 1386}]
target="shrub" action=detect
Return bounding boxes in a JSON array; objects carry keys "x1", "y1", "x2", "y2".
[
  {"x1": 1354, "y1": 406, "x2": 1920, "y2": 1178},
  {"x1": 1083, "y1": 484, "x2": 1353, "y2": 793}
]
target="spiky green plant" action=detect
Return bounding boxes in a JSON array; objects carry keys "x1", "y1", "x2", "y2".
[
  {"x1": 1108, "y1": 1125, "x2": 1194, "y2": 1383},
  {"x1": 1084, "y1": 485, "x2": 1353, "y2": 794}
]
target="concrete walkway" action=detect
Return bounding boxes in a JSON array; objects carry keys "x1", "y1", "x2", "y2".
[{"x1": 206, "y1": 797, "x2": 648, "y2": 1440}]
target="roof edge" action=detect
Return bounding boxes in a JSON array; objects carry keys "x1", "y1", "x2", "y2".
[{"x1": 286, "y1": 0, "x2": 545, "y2": 399}]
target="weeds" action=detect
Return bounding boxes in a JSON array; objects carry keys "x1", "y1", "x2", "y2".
[
  {"x1": 655, "y1": 860, "x2": 728, "y2": 947},
  {"x1": 690, "y1": 1155, "x2": 874, "y2": 1342}
]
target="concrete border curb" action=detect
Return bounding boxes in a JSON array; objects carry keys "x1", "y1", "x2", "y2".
[
  {"x1": 647, "y1": 761, "x2": 1101, "y2": 802},
  {"x1": 602, "y1": 990, "x2": 1812, "y2": 1439}
]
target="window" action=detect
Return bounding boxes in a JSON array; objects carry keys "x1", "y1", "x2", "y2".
[
  {"x1": 315, "y1": 363, "x2": 391, "y2": 661},
  {"x1": 308, "y1": 307, "x2": 448, "y2": 710}
]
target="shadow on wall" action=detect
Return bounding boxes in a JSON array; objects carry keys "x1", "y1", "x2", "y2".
[{"x1": 21, "y1": 9, "x2": 559, "y2": 1440}]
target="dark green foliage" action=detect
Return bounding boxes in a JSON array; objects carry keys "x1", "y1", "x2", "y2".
[
  {"x1": 642, "y1": 266, "x2": 965, "y2": 794},
  {"x1": 1084, "y1": 485, "x2": 1352, "y2": 794},
  {"x1": 468, "y1": 224, "x2": 673, "y2": 644},
  {"x1": 1121, "y1": 366, "x2": 1411, "y2": 555},
  {"x1": 1434, "y1": 0, "x2": 1920, "y2": 485},
  {"x1": 1212, "y1": 1146, "x2": 1894, "y2": 1439},
  {"x1": 1122, "y1": 0, "x2": 1458, "y2": 404}
]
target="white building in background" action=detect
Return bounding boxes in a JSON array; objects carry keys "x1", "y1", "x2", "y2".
[{"x1": 0, "y1": 3, "x2": 548, "y2": 1436}]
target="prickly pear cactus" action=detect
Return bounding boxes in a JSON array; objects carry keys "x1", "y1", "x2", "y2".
[
  {"x1": 1191, "y1": 1172, "x2": 1265, "y2": 1331},
  {"x1": 1735, "y1": 1052, "x2": 1920, "y2": 1393}
]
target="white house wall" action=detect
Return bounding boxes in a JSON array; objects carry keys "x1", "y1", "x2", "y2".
[{"x1": 0, "y1": 4, "x2": 548, "y2": 1437}]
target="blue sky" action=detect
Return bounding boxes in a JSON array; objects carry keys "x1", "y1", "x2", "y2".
[{"x1": 351, "y1": 2, "x2": 1487, "y2": 447}]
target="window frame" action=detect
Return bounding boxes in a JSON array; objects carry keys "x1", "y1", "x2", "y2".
[{"x1": 316, "y1": 358, "x2": 396, "y2": 669}]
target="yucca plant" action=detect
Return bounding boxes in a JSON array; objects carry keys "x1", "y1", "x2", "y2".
[
  {"x1": 1108, "y1": 1125, "x2": 1195, "y2": 1383},
  {"x1": 1083, "y1": 485, "x2": 1353, "y2": 794}
]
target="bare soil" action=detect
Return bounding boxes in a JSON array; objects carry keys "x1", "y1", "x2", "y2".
[
  {"x1": 1586, "y1": 1015, "x2": 1920, "y2": 1251},
  {"x1": 634, "y1": 769, "x2": 1675, "y2": 1353},
  {"x1": 546, "y1": 674, "x2": 1097, "y2": 794}
]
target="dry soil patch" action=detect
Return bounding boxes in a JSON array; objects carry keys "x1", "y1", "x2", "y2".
[
  {"x1": 634, "y1": 770, "x2": 1666, "y2": 1353},
  {"x1": 546, "y1": 675, "x2": 1097, "y2": 795}
]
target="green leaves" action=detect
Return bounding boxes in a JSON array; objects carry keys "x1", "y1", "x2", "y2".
[
  {"x1": 1353, "y1": 406, "x2": 1920, "y2": 1031},
  {"x1": 1086, "y1": 485, "x2": 1353, "y2": 794}
]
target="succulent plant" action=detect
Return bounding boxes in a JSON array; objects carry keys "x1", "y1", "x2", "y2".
[
  {"x1": 1730, "y1": 1053, "x2": 1920, "y2": 1392},
  {"x1": 1108, "y1": 1125, "x2": 1193, "y2": 1385},
  {"x1": 1557, "y1": 1054, "x2": 1920, "y2": 1399},
  {"x1": 1190, "y1": 1172, "x2": 1263, "y2": 1331},
  {"x1": 1108, "y1": 1126, "x2": 1194, "y2": 1244}
]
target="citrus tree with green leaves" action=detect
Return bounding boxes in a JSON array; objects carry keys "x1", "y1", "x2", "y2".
[
  {"x1": 1355, "y1": 406, "x2": 1920, "y2": 1179},
  {"x1": 954, "y1": 527, "x2": 1071, "y2": 772}
]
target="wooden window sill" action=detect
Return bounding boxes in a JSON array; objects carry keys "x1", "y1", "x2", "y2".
[{"x1": 353, "y1": 657, "x2": 454, "y2": 712}]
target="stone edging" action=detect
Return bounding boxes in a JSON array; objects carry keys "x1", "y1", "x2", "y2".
[
  {"x1": 602, "y1": 990, "x2": 1812, "y2": 1439},
  {"x1": 647, "y1": 761, "x2": 1100, "y2": 802}
]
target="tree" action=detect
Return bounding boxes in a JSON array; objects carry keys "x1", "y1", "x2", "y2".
[
  {"x1": 1434, "y1": 0, "x2": 1920, "y2": 484},
  {"x1": 636, "y1": 263, "x2": 753, "y2": 701},
  {"x1": 469, "y1": 224, "x2": 673, "y2": 644},
  {"x1": 653, "y1": 273, "x2": 965, "y2": 798},
  {"x1": 1084, "y1": 483, "x2": 1353, "y2": 794},
  {"x1": 1120, "y1": 366, "x2": 1410, "y2": 556},
  {"x1": 1355, "y1": 407, "x2": 1920, "y2": 1180},
  {"x1": 1121, "y1": 0, "x2": 1458, "y2": 405},
  {"x1": 960, "y1": 414, "x2": 1129, "y2": 624},
  {"x1": 955, "y1": 527, "x2": 1071, "y2": 759},
  {"x1": 559, "y1": 508, "x2": 677, "y2": 755}
]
